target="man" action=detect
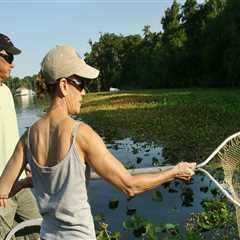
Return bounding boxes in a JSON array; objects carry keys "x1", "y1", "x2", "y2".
[{"x1": 0, "y1": 33, "x2": 40, "y2": 240}]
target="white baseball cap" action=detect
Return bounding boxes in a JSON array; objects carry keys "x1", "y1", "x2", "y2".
[{"x1": 41, "y1": 45, "x2": 99, "y2": 84}]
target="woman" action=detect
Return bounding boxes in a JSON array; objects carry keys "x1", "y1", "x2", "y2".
[{"x1": 0, "y1": 45, "x2": 196, "y2": 240}]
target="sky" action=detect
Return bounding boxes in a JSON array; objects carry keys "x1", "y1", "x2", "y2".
[{"x1": 0, "y1": 0, "x2": 204, "y2": 78}]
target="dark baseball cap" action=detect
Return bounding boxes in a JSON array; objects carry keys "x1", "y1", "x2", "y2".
[{"x1": 0, "y1": 33, "x2": 21, "y2": 55}]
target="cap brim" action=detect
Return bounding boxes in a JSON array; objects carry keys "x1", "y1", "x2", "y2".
[
  {"x1": 4, "y1": 45, "x2": 21, "y2": 55},
  {"x1": 67, "y1": 59, "x2": 99, "y2": 80}
]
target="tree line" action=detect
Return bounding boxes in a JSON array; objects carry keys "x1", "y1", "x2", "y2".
[
  {"x1": 85, "y1": 0, "x2": 240, "y2": 91},
  {"x1": 7, "y1": 0, "x2": 240, "y2": 92}
]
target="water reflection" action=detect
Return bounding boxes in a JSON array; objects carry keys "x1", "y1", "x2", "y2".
[
  {"x1": 16, "y1": 95, "x2": 33, "y2": 109},
  {"x1": 15, "y1": 96, "x2": 43, "y2": 135}
]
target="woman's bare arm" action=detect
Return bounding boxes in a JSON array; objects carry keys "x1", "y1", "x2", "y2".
[
  {"x1": 77, "y1": 123, "x2": 196, "y2": 197},
  {"x1": 0, "y1": 133, "x2": 28, "y2": 200}
]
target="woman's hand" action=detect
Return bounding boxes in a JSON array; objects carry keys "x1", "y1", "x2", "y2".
[
  {"x1": 173, "y1": 162, "x2": 196, "y2": 181},
  {"x1": 0, "y1": 176, "x2": 33, "y2": 206}
]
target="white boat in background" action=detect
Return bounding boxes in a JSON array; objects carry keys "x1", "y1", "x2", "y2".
[
  {"x1": 109, "y1": 87, "x2": 120, "y2": 92},
  {"x1": 15, "y1": 87, "x2": 36, "y2": 97}
]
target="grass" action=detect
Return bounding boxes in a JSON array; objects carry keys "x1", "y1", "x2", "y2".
[{"x1": 80, "y1": 88, "x2": 240, "y2": 164}]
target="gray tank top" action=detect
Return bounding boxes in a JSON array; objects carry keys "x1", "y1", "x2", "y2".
[{"x1": 26, "y1": 121, "x2": 96, "y2": 240}]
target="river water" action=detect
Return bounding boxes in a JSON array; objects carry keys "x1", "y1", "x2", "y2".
[{"x1": 15, "y1": 95, "x2": 215, "y2": 239}]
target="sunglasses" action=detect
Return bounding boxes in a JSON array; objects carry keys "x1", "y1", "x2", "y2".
[
  {"x1": 66, "y1": 77, "x2": 86, "y2": 92},
  {"x1": 0, "y1": 53, "x2": 14, "y2": 64}
]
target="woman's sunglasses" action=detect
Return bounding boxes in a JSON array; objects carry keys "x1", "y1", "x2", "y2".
[
  {"x1": 0, "y1": 53, "x2": 14, "y2": 64},
  {"x1": 66, "y1": 77, "x2": 86, "y2": 92}
]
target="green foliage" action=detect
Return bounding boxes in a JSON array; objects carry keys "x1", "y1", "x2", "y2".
[
  {"x1": 161, "y1": 0, "x2": 186, "y2": 49},
  {"x1": 123, "y1": 214, "x2": 179, "y2": 239},
  {"x1": 123, "y1": 214, "x2": 203, "y2": 239},
  {"x1": 5, "y1": 76, "x2": 21, "y2": 94},
  {"x1": 184, "y1": 232, "x2": 203, "y2": 240},
  {"x1": 94, "y1": 214, "x2": 120, "y2": 240},
  {"x1": 197, "y1": 199, "x2": 230, "y2": 230},
  {"x1": 96, "y1": 223, "x2": 120, "y2": 240},
  {"x1": 188, "y1": 199, "x2": 230, "y2": 232},
  {"x1": 85, "y1": 33, "x2": 126, "y2": 91}
]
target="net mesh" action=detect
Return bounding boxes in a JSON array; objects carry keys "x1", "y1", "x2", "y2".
[
  {"x1": 203, "y1": 135, "x2": 240, "y2": 202},
  {"x1": 217, "y1": 136, "x2": 240, "y2": 201},
  {"x1": 208, "y1": 135, "x2": 240, "y2": 237}
]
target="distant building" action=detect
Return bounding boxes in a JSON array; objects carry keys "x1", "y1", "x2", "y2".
[{"x1": 15, "y1": 87, "x2": 35, "y2": 96}]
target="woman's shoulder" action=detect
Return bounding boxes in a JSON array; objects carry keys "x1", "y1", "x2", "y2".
[
  {"x1": 77, "y1": 121, "x2": 94, "y2": 134},
  {"x1": 30, "y1": 117, "x2": 48, "y2": 131},
  {"x1": 76, "y1": 121, "x2": 101, "y2": 146}
]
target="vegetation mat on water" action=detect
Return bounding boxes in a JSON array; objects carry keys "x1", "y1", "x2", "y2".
[{"x1": 80, "y1": 88, "x2": 240, "y2": 165}]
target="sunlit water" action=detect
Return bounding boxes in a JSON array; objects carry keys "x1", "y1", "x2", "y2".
[{"x1": 15, "y1": 96, "x2": 215, "y2": 239}]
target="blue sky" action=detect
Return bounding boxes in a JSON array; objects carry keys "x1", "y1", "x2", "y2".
[{"x1": 0, "y1": 0, "x2": 204, "y2": 77}]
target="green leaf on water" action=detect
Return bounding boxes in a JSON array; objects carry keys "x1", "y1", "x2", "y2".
[
  {"x1": 162, "y1": 223, "x2": 179, "y2": 234},
  {"x1": 136, "y1": 157, "x2": 142, "y2": 164},
  {"x1": 133, "y1": 225, "x2": 146, "y2": 237},
  {"x1": 169, "y1": 188, "x2": 178, "y2": 193},
  {"x1": 152, "y1": 157, "x2": 160, "y2": 166},
  {"x1": 108, "y1": 199, "x2": 119, "y2": 210},
  {"x1": 210, "y1": 188, "x2": 218, "y2": 196},
  {"x1": 200, "y1": 186, "x2": 208, "y2": 193},
  {"x1": 123, "y1": 218, "x2": 136, "y2": 230},
  {"x1": 132, "y1": 147, "x2": 139, "y2": 155},
  {"x1": 124, "y1": 161, "x2": 136, "y2": 169},
  {"x1": 152, "y1": 190, "x2": 163, "y2": 202},
  {"x1": 126, "y1": 208, "x2": 136, "y2": 216}
]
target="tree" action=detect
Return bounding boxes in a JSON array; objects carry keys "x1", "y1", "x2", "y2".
[
  {"x1": 182, "y1": 0, "x2": 198, "y2": 40},
  {"x1": 160, "y1": 0, "x2": 187, "y2": 87},
  {"x1": 161, "y1": 0, "x2": 186, "y2": 50},
  {"x1": 5, "y1": 76, "x2": 21, "y2": 94},
  {"x1": 85, "y1": 33, "x2": 124, "y2": 91},
  {"x1": 84, "y1": 0, "x2": 239, "y2": 90}
]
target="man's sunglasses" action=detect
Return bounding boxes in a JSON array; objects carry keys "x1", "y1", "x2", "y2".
[{"x1": 0, "y1": 53, "x2": 14, "y2": 64}]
